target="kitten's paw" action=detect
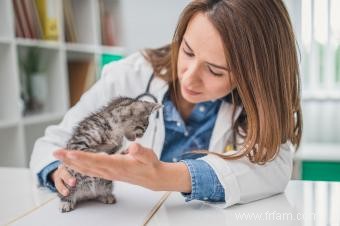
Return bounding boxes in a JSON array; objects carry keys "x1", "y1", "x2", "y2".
[
  {"x1": 98, "y1": 194, "x2": 116, "y2": 204},
  {"x1": 60, "y1": 201, "x2": 76, "y2": 212}
]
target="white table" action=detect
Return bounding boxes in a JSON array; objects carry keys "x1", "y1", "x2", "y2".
[
  {"x1": 1, "y1": 167, "x2": 340, "y2": 226},
  {"x1": 148, "y1": 180, "x2": 340, "y2": 226},
  {"x1": 0, "y1": 167, "x2": 55, "y2": 226},
  {"x1": 0, "y1": 167, "x2": 165, "y2": 226}
]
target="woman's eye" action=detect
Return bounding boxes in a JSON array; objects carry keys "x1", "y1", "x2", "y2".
[
  {"x1": 183, "y1": 48, "x2": 194, "y2": 57},
  {"x1": 208, "y1": 66, "x2": 224, "y2": 76}
]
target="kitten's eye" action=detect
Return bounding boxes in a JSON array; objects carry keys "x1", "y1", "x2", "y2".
[{"x1": 143, "y1": 120, "x2": 149, "y2": 127}]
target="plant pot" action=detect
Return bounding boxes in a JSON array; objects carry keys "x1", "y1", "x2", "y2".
[{"x1": 28, "y1": 73, "x2": 48, "y2": 112}]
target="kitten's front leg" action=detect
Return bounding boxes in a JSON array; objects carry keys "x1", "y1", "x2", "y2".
[
  {"x1": 60, "y1": 200, "x2": 76, "y2": 212},
  {"x1": 58, "y1": 184, "x2": 77, "y2": 212}
]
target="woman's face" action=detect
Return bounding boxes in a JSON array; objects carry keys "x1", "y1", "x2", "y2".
[{"x1": 177, "y1": 13, "x2": 235, "y2": 103}]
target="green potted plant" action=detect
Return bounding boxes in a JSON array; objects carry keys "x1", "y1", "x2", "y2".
[{"x1": 20, "y1": 47, "x2": 48, "y2": 115}]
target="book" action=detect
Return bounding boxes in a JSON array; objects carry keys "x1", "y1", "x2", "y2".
[
  {"x1": 13, "y1": 5, "x2": 24, "y2": 38},
  {"x1": 63, "y1": 0, "x2": 77, "y2": 42},
  {"x1": 22, "y1": 0, "x2": 35, "y2": 38},
  {"x1": 100, "y1": 54, "x2": 123, "y2": 69},
  {"x1": 13, "y1": 0, "x2": 31, "y2": 38},
  {"x1": 13, "y1": 0, "x2": 43, "y2": 39},
  {"x1": 67, "y1": 60, "x2": 96, "y2": 107},
  {"x1": 99, "y1": 0, "x2": 116, "y2": 46},
  {"x1": 36, "y1": 0, "x2": 58, "y2": 40},
  {"x1": 83, "y1": 61, "x2": 96, "y2": 93},
  {"x1": 31, "y1": 0, "x2": 44, "y2": 39}
]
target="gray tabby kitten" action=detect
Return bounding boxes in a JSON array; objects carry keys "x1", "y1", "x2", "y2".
[{"x1": 58, "y1": 96, "x2": 161, "y2": 212}]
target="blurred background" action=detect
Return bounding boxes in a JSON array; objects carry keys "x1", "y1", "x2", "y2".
[{"x1": 0, "y1": 0, "x2": 339, "y2": 181}]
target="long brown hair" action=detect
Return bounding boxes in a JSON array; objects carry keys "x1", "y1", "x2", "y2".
[{"x1": 143, "y1": 0, "x2": 302, "y2": 164}]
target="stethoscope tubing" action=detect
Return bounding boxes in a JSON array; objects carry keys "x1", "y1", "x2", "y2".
[{"x1": 135, "y1": 74, "x2": 159, "y2": 149}]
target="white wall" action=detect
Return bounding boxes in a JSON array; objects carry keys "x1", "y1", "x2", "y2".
[{"x1": 119, "y1": 0, "x2": 190, "y2": 54}]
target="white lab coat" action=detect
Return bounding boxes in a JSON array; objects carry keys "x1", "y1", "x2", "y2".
[{"x1": 30, "y1": 52, "x2": 294, "y2": 208}]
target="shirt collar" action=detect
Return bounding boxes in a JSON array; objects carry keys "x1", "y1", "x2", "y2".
[
  {"x1": 162, "y1": 91, "x2": 183, "y2": 123},
  {"x1": 162, "y1": 91, "x2": 222, "y2": 124}
]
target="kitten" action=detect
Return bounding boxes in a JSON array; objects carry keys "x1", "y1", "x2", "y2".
[{"x1": 58, "y1": 96, "x2": 161, "y2": 212}]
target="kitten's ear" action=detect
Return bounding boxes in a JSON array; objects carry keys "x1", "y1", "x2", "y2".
[{"x1": 149, "y1": 103, "x2": 163, "y2": 113}]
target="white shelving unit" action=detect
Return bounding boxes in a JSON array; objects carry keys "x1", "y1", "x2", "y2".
[{"x1": 0, "y1": 0, "x2": 125, "y2": 167}]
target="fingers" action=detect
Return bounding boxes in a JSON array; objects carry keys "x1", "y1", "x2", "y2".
[
  {"x1": 53, "y1": 164, "x2": 76, "y2": 196},
  {"x1": 54, "y1": 150, "x2": 115, "y2": 180},
  {"x1": 53, "y1": 147, "x2": 153, "y2": 182},
  {"x1": 55, "y1": 175, "x2": 70, "y2": 196},
  {"x1": 60, "y1": 165, "x2": 76, "y2": 187},
  {"x1": 53, "y1": 150, "x2": 90, "y2": 171},
  {"x1": 128, "y1": 143, "x2": 155, "y2": 164},
  {"x1": 53, "y1": 149, "x2": 67, "y2": 160},
  {"x1": 62, "y1": 151, "x2": 102, "y2": 170},
  {"x1": 127, "y1": 143, "x2": 141, "y2": 155}
]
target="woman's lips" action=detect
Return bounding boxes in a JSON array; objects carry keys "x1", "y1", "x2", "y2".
[{"x1": 183, "y1": 86, "x2": 202, "y2": 95}]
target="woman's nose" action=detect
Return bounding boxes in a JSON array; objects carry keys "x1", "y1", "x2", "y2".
[{"x1": 183, "y1": 61, "x2": 200, "y2": 81}]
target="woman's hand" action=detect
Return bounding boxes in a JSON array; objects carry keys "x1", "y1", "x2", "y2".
[
  {"x1": 50, "y1": 164, "x2": 76, "y2": 196},
  {"x1": 53, "y1": 143, "x2": 192, "y2": 192}
]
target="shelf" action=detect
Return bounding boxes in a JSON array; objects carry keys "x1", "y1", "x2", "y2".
[
  {"x1": 0, "y1": 119, "x2": 20, "y2": 129},
  {"x1": 65, "y1": 42, "x2": 125, "y2": 55},
  {"x1": 67, "y1": 50, "x2": 96, "y2": 63},
  {"x1": 0, "y1": 0, "x2": 189, "y2": 168},
  {"x1": 0, "y1": 0, "x2": 125, "y2": 167},
  {"x1": 23, "y1": 112, "x2": 65, "y2": 126},
  {"x1": 294, "y1": 143, "x2": 340, "y2": 161},
  {"x1": 17, "y1": 46, "x2": 69, "y2": 115},
  {"x1": 65, "y1": 42, "x2": 97, "y2": 54},
  {"x1": 99, "y1": 45, "x2": 125, "y2": 55},
  {"x1": 15, "y1": 38, "x2": 61, "y2": 50},
  {"x1": 302, "y1": 90, "x2": 340, "y2": 102},
  {"x1": 65, "y1": 0, "x2": 98, "y2": 45},
  {"x1": 0, "y1": 37, "x2": 13, "y2": 44}
]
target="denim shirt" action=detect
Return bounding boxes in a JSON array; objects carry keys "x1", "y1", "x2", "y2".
[
  {"x1": 37, "y1": 160, "x2": 59, "y2": 192},
  {"x1": 160, "y1": 91, "x2": 225, "y2": 202},
  {"x1": 38, "y1": 92, "x2": 226, "y2": 202}
]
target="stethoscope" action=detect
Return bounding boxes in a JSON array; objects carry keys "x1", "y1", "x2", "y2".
[
  {"x1": 135, "y1": 73, "x2": 159, "y2": 117},
  {"x1": 135, "y1": 74, "x2": 160, "y2": 149}
]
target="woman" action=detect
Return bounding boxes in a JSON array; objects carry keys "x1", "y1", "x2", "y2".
[{"x1": 30, "y1": 0, "x2": 302, "y2": 208}]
